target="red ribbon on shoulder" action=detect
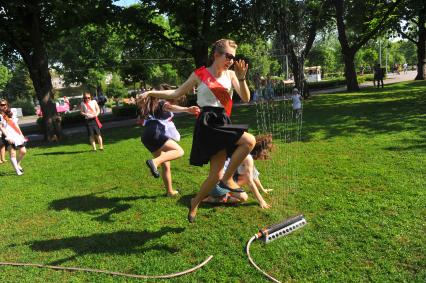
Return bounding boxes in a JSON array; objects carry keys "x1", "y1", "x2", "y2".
[
  {"x1": 3, "y1": 115, "x2": 25, "y2": 138},
  {"x1": 84, "y1": 101, "x2": 103, "y2": 129},
  {"x1": 194, "y1": 66, "x2": 233, "y2": 116}
]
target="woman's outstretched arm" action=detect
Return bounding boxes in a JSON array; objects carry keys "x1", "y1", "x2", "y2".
[{"x1": 145, "y1": 73, "x2": 199, "y2": 100}]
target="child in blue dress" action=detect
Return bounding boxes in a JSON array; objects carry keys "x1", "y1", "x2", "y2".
[{"x1": 137, "y1": 85, "x2": 200, "y2": 197}]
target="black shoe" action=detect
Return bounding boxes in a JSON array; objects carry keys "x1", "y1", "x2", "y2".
[
  {"x1": 146, "y1": 160, "x2": 160, "y2": 178},
  {"x1": 187, "y1": 211, "x2": 196, "y2": 223},
  {"x1": 218, "y1": 180, "x2": 243, "y2": 192}
]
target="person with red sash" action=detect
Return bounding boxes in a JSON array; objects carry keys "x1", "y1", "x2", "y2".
[
  {"x1": 143, "y1": 39, "x2": 256, "y2": 223},
  {"x1": 137, "y1": 84, "x2": 200, "y2": 197},
  {"x1": 79, "y1": 92, "x2": 104, "y2": 151},
  {"x1": 0, "y1": 99, "x2": 27, "y2": 176}
]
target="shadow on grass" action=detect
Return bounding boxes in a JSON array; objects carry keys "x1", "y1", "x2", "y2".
[
  {"x1": 49, "y1": 189, "x2": 158, "y2": 222},
  {"x1": 177, "y1": 193, "x2": 260, "y2": 210},
  {"x1": 300, "y1": 82, "x2": 426, "y2": 142},
  {"x1": 27, "y1": 227, "x2": 185, "y2": 265},
  {"x1": 0, "y1": 171, "x2": 17, "y2": 176},
  {"x1": 33, "y1": 150, "x2": 88, "y2": 156},
  {"x1": 384, "y1": 135, "x2": 426, "y2": 152}
]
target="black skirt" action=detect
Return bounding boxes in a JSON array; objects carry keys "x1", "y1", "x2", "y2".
[
  {"x1": 85, "y1": 118, "x2": 101, "y2": 137},
  {"x1": 190, "y1": 106, "x2": 248, "y2": 166},
  {"x1": 141, "y1": 120, "x2": 169, "y2": 153}
]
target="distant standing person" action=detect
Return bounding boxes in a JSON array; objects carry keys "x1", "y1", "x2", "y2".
[
  {"x1": 403, "y1": 62, "x2": 408, "y2": 74},
  {"x1": 0, "y1": 99, "x2": 27, "y2": 175},
  {"x1": 291, "y1": 88, "x2": 303, "y2": 118},
  {"x1": 80, "y1": 92, "x2": 104, "y2": 151},
  {"x1": 97, "y1": 90, "x2": 108, "y2": 115},
  {"x1": 374, "y1": 64, "x2": 384, "y2": 88}
]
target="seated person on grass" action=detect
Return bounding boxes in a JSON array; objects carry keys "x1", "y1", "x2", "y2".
[{"x1": 203, "y1": 135, "x2": 273, "y2": 209}]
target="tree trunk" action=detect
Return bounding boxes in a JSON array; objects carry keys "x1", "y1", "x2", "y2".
[
  {"x1": 22, "y1": 10, "x2": 62, "y2": 141},
  {"x1": 27, "y1": 62, "x2": 62, "y2": 141},
  {"x1": 415, "y1": 7, "x2": 425, "y2": 80},
  {"x1": 334, "y1": 0, "x2": 359, "y2": 91},
  {"x1": 290, "y1": 54, "x2": 307, "y2": 97},
  {"x1": 192, "y1": 40, "x2": 209, "y2": 68},
  {"x1": 342, "y1": 49, "x2": 360, "y2": 91}
]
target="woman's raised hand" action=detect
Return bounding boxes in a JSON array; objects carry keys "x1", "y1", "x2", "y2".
[{"x1": 234, "y1": 59, "x2": 249, "y2": 80}]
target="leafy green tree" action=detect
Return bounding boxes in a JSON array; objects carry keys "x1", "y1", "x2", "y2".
[
  {"x1": 3, "y1": 63, "x2": 35, "y2": 102},
  {"x1": 250, "y1": 0, "x2": 331, "y2": 95},
  {"x1": 0, "y1": 0, "x2": 115, "y2": 140},
  {"x1": 333, "y1": 0, "x2": 403, "y2": 91},
  {"x1": 238, "y1": 38, "x2": 280, "y2": 78},
  {"x1": 106, "y1": 73, "x2": 127, "y2": 98},
  {"x1": 394, "y1": 0, "x2": 425, "y2": 79},
  {"x1": 50, "y1": 24, "x2": 125, "y2": 87},
  {"x1": 306, "y1": 36, "x2": 342, "y2": 76},
  {"x1": 135, "y1": 0, "x2": 250, "y2": 67},
  {"x1": 0, "y1": 64, "x2": 11, "y2": 93},
  {"x1": 86, "y1": 69, "x2": 107, "y2": 95}
]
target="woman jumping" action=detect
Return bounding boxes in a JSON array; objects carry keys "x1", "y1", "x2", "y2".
[{"x1": 143, "y1": 39, "x2": 256, "y2": 222}]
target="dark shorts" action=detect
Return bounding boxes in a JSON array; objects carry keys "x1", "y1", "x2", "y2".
[
  {"x1": 86, "y1": 119, "x2": 101, "y2": 137},
  {"x1": 1, "y1": 136, "x2": 26, "y2": 150},
  {"x1": 141, "y1": 120, "x2": 169, "y2": 153},
  {"x1": 190, "y1": 107, "x2": 248, "y2": 166}
]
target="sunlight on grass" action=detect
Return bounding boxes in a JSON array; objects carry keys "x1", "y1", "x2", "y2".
[{"x1": 0, "y1": 81, "x2": 425, "y2": 282}]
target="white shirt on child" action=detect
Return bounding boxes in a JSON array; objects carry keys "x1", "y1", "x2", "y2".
[
  {"x1": 292, "y1": 94, "x2": 302, "y2": 110},
  {"x1": 223, "y1": 155, "x2": 260, "y2": 180}
]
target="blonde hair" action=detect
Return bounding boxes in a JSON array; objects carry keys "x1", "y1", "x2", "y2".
[{"x1": 207, "y1": 39, "x2": 238, "y2": 66}]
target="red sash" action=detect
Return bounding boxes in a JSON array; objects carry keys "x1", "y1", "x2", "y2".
[
  {"x1": 84, "y1": 101, "x2": 103, "y2": 129},
  {"x1": 195, "y1": 66, "x2": 233, "y2": 116},
  {"x1": 3, "y1": 115, "x2": 24, "y2": 137}
]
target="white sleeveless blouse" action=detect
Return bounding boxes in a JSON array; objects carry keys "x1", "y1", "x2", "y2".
[{"x1": 196, "y1": 69, "x2": 233, "y2": 108}]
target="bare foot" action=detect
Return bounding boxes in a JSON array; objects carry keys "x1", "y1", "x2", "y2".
[
  {"x1": 166, "y1": 190, "x2": 179, "y2": 197},
  {"x1": 188, "y1": 198, "x2": 197, "y2": 223}
]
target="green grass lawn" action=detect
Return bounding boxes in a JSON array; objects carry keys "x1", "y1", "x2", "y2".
[{"x1": 0, "y1": 81, "x2": 425, "y2": 282}]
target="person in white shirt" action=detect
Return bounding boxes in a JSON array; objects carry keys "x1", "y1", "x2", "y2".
[
  {"x1": 203, "y1": 135, "x2": 273, "y2": 209},
  {"x1": 143, "y1": 39, "x2": 255, "y2": 223},
  {"x1": 291, "y1": 88, "x2": 303, "y2": 118},
  {"x1": 80, "y1": 93, "x2": 104, "y2": 151},
  {"x1": 0, "y1": 99, "x2": 27, "y2": 175}
]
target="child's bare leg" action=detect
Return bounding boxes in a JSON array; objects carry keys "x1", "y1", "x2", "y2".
[
  {"x1": 151, "y1": 140, "x2": 184, "y2": 168},
  {"x1": 9, "y1": 148, "x2": 22, "y2": 175},
  {"x1": 228, "y1": 192, "x2": 248, "y2": 203},
  {"x1": 89, "y1": 136, "x2": 96, "y2": 150},
  {"x1": 17, "y1": 147, "x2": 26, "y2": 170},
  {"x1": 221, "y1": 132, "x2": 255, "y2": 189},
  {"x1": 0, "y1": 145, "x2": 6, "y2": 162},
  {"x1": 161, "y1": 161, "x2": 178, "y2": 196}
]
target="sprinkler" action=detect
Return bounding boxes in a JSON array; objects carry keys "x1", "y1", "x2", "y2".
[{"x1": 246, "y1": 215, "x2": 307, "y2": 283}]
